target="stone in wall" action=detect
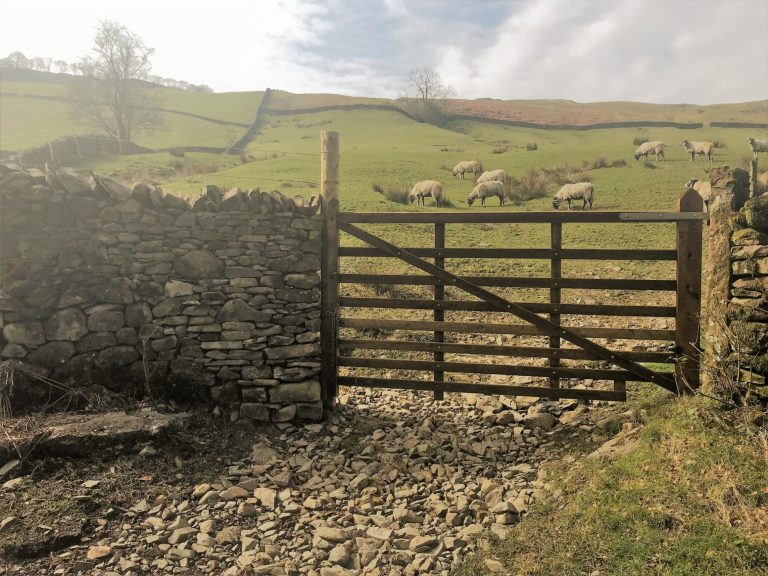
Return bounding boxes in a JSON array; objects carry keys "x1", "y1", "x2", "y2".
[
  {"x1": 0, "y1": 164, "x2": 324, "y2": 421},
  {"x1": 703, "y1": 167, "x2": 768, "y2": 394}
]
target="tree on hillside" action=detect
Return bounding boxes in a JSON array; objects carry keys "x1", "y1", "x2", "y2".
[
  {"x1": 402, "y1": 67, "x2": 455, "y2": 127},
  {"x1": 70, "y1": 20, "x2": 161, "y2": 142},
  {"x1": 4, "y1": 51, "x2": 29, "y2": 68}
]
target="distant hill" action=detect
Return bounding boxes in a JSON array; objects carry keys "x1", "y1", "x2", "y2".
[{"x1": 267, "y1": 89, "x2": 768, "y2": 128}]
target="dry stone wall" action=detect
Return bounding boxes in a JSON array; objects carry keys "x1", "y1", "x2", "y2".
[
  {"x1": 702, "y1": 167, "x2": 768, "y2": 391},
  {"x1": 0, "y1": 164, "x2": 324, "y2": 421}
]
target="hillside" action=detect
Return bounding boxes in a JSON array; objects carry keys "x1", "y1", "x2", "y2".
[
  {"x1": 267, "y1": 89, "x2": 768, "y2": 127},
  {"x1": 0, "y1": 69, "x2": 263, "y2": 150}
]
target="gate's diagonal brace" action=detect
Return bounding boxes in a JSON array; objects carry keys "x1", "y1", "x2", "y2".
[{"x1": 339, "y1": 221, "x2": 678, "y2": 393}]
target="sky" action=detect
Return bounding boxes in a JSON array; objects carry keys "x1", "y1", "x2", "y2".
[{"x1": 1, "y1": 0, "x2": 767, "y2": 104}]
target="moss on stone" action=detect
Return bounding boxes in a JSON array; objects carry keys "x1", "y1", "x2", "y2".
[{"x1": 732, "y1": 227, "x2": 768, "y2": 246}]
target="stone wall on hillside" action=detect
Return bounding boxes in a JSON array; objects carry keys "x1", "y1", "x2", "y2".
[
  {"x1": 0, "y1": 165, "x2": 324, "y2": 421},
  {"x1": 702, "y1": 166, "x2": 768, "y2": 394},
  {"x1": 0, "y1": 136, "x2": 153, "y2": 169}
]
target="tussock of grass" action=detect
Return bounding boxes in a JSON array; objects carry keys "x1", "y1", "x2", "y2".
[
  {"x1": 634, "y1": 136, "x2": 649, "y2": 146},
  {"x1": 458, "y1": 395, "x2": 768, "y2": 576}
]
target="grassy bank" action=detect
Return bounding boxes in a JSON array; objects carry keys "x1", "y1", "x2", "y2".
[{"x1": 457, "y1": 394, "x2": 768, "y2": 575}]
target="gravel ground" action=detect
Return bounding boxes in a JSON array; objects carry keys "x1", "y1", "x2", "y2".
[{"x1": 1, "y1": 386, "x2": 631, "y2": 575}]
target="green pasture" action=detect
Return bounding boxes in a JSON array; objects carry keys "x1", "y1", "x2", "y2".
[
  {"x1": 0, "y1": 76, "x2": 263, "y2": 149},
  {"x1": 141, "y1": 107, "x2": 759, "y2": 290}
]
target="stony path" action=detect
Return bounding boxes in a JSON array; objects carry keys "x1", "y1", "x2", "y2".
[{"x1": 8, "y1": 388, "x2": 619, "y2": 575}]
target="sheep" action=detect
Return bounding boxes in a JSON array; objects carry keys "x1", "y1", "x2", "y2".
[
  {"x1": 452, "y1": 160, "x2": 483, "y2": 180},
  {"x1": 467, "y1": 181, "x2": 505, "y2": 207},
  {"x1": 476, "y1": 169, "x2": 510, "y2": 192},
  {"x1": 685, "y1": 178, "x2": 713, "y2": 209},
  {"x1": 634, "y1": 141, "x2": 666, "y2": 161},
  {"x1": 409, "y1": 180, "x2": 443, "y2": 207},
  {"x1": 682, "y1": 140, "x2": 714, "y2": 162},
  {"x1": 552, "y1": 182, "x2": 594, "y2": 210},
  {"x1": 748, "y1": 137, "x2": 768, "y2": 159}
]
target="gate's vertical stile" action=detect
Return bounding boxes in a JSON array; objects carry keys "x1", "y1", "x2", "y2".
[
  {"x1": 614, "y1": 380, "x2": 626, "y2": 400},
  {"x1": 549, "y1": 222, "x2": 562, "y2": 396},
  {"x1": 320, "y1": 131, "x2": 340, "y2": 405},
  {"x1": 433, "y1": 222, "x2": 445, "y2": 400},
  {"x1": 675, "y1": 189, "x2": 704, "y2": 391}
]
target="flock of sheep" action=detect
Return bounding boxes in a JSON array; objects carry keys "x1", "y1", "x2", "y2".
[
  {"x1": 633, "y1": 137, "x2": 767, "y2": 163},
  {"x1": 406, "y1": 136, "x2": 768, "y2": 211}
]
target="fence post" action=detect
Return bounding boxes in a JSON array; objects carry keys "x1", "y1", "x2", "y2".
[
  {"x1": 549, "y1": 222, "x2": 562, "y2": 396},
  {"x1": 73, "y1": 135, "x2": 82, "y2": 160},
  {"x1": 750, "y1": 158, "x2": 759, "y2": 198},
  {"x1": 320, "y1": 131, "x2": 340, "y2": 406},
  {"x1": 675, "y1": 188, "x2": 704, "y2": 391},
  {"x1": 433, "y1": 222, "x2": 445, "y2": 400}
]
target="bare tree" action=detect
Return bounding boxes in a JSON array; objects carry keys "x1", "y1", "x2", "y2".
[
  {"x1": 406, "y1": 67, "x2": 456, "y2": 102},
  {"x1": 70, "y1": 20, "x2": 161, "y2": 142},
  {"x1": 53, "y1": 60, "x2": 70, "y2": 74},
  {"x1": 403, "y1": 67, "x2": 455, "y2": 126},
  {"x1": 4, "y1": 51, "x2": 29, "y2": 69}
]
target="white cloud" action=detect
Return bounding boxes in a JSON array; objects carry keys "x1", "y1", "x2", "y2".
[
  {"x1": 433, "y1": 0, "x2": 768, "y2": 103},
  {"x1": 0, "y1": 0, "x2": 766, "y2": 103}
]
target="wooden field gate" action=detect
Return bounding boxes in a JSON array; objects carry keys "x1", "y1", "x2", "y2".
[{"x1": 319, "y1": 132, "x2": 706, "y2": 403}]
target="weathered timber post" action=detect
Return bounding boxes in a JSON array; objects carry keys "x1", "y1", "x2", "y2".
[
  {"x1": 549, "y1": 221, "x2": 562, "y2": 396},
  {"x1": 320, "y1": 131, "x2": 340, "y2": 406},
  {"x1": 73, "y1": 135, "x2": 82, "y2": 160},
  {"x1": 433, "y1": 222, "x2": 445, "y2": 400},
  {"x1": 750, "y1": 158, "x2": 759, "y2": 198},
  {"x1": 48, "y1": 141, "x2": 55, "y2": 164},
  {"x1": 675, "y1": 188, "x2": 704, "y2": 391}
]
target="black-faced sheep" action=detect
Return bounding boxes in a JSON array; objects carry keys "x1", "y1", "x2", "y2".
[
  {"x1": 634, "y1": 141, "x2": 665, "y2": 161},
  {"x1": 467, "y1": 181, "x2": 504, "y2": 207},
  {"x1": 452, "y1": 160, "x2": 483, "y2": 180},
  {"x1": 748, "y1": 137, "x2": 768, "y2": 159},
  {"x1": 682, "y1": 140, "x2": 714, "y2": 162},
  {"x1": 409, "y1": 180, "x2": 443, "y2": 206},
  {"x1": 552, "y1": 182, "x2": 594, "y2": 210},
  {"x1": 685, "y1": 178, "x2": 713, "y2": 209}
]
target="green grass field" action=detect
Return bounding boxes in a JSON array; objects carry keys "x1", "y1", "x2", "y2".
[{"x1": 0, "y1": 73, "x2": 263, "y2": 150}]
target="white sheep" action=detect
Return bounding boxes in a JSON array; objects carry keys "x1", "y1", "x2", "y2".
[
  {"x1": 685, "y1": 178, "x2": 713, "y2": 209},
  {"x1": 748, "y1": 137, "x2": 768, "y2": 159},
  {"x1": 476, "y1": 169, "x2": 510, "y2": 191},
  {"x1": 409, "y1": 180, "x2": 443, "y2": 207},
  {"x1": 467, "y1": 181, "x2": 505, "y2": 207},
  {"x1": 634, "y1": 141, "x2": 666, "y2": 161},
  {"x1": 452, "y1": 160, "x2": 483, "y2": 180},
  {"x1": 552, "y1": 182, "x2": 594, "y2": 210},
  {"x1": 682, "y1": 140, "x2": 714, "y2": 162}
]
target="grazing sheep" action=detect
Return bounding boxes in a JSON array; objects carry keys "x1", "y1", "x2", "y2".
[
  {"x1": 748, "y1": 137, "x2": 768, "y2": 159},
  {"x1": 552, "y1": 182, "x2": 594, "y2": 210},
  {"x1": 685, "y1": 178, "x2": 713, "y2": 209},
  {"x1": 452, "y1": 160, "x2": 483, "y2": 180},
  {"x1": 634, "y1": 141, "x2": 666, "y2": 161},
  {"x1": 682, "y1": 140, "x2": 714, "y2": 162},
  {"x1": 467, "y1": 181, "x2": 505, "y2": 207},
  {"x1": 476, "y1": 169, "x2": 510, "y2": 192},
  {"x1": 409, "y1": 180, "x2": 443, "y2": 206}
]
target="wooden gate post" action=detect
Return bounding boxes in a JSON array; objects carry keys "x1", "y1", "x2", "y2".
[
  {"x1": 320, "y1": 131, "x2": 340, "y2": 405},
  {"x1": 549, "y1": 222, "x2": 562, "y2": 396},
  {"x1": 675, "y1": 188, "x2": 704, "y2": 391}
]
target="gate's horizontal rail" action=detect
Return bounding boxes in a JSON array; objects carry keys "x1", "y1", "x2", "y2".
[
  {"x1": 337, "y1": 376, "x2": 627, "y2": 401},
  {"x1": 340, "y1": 318, "x2": 676, "y2": 341},
  {"x1": 339, "y1": 338, "x2": 675, "y2": 362},
  {"x1": 339, "y1": 297, "x2": 676, "y2": 317},
  {"x1": 340, "y1": 356, "x2": 639, "y2": 380},
  {"x1": 338, "y1": 211, "x2": 708, "y2": 224},
  {"x1": 339, "y1": 247, "x2": 677, "y2": 260},
  {"x1": 338, "y1": 274, "x2": 677, "y2": 291}
]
